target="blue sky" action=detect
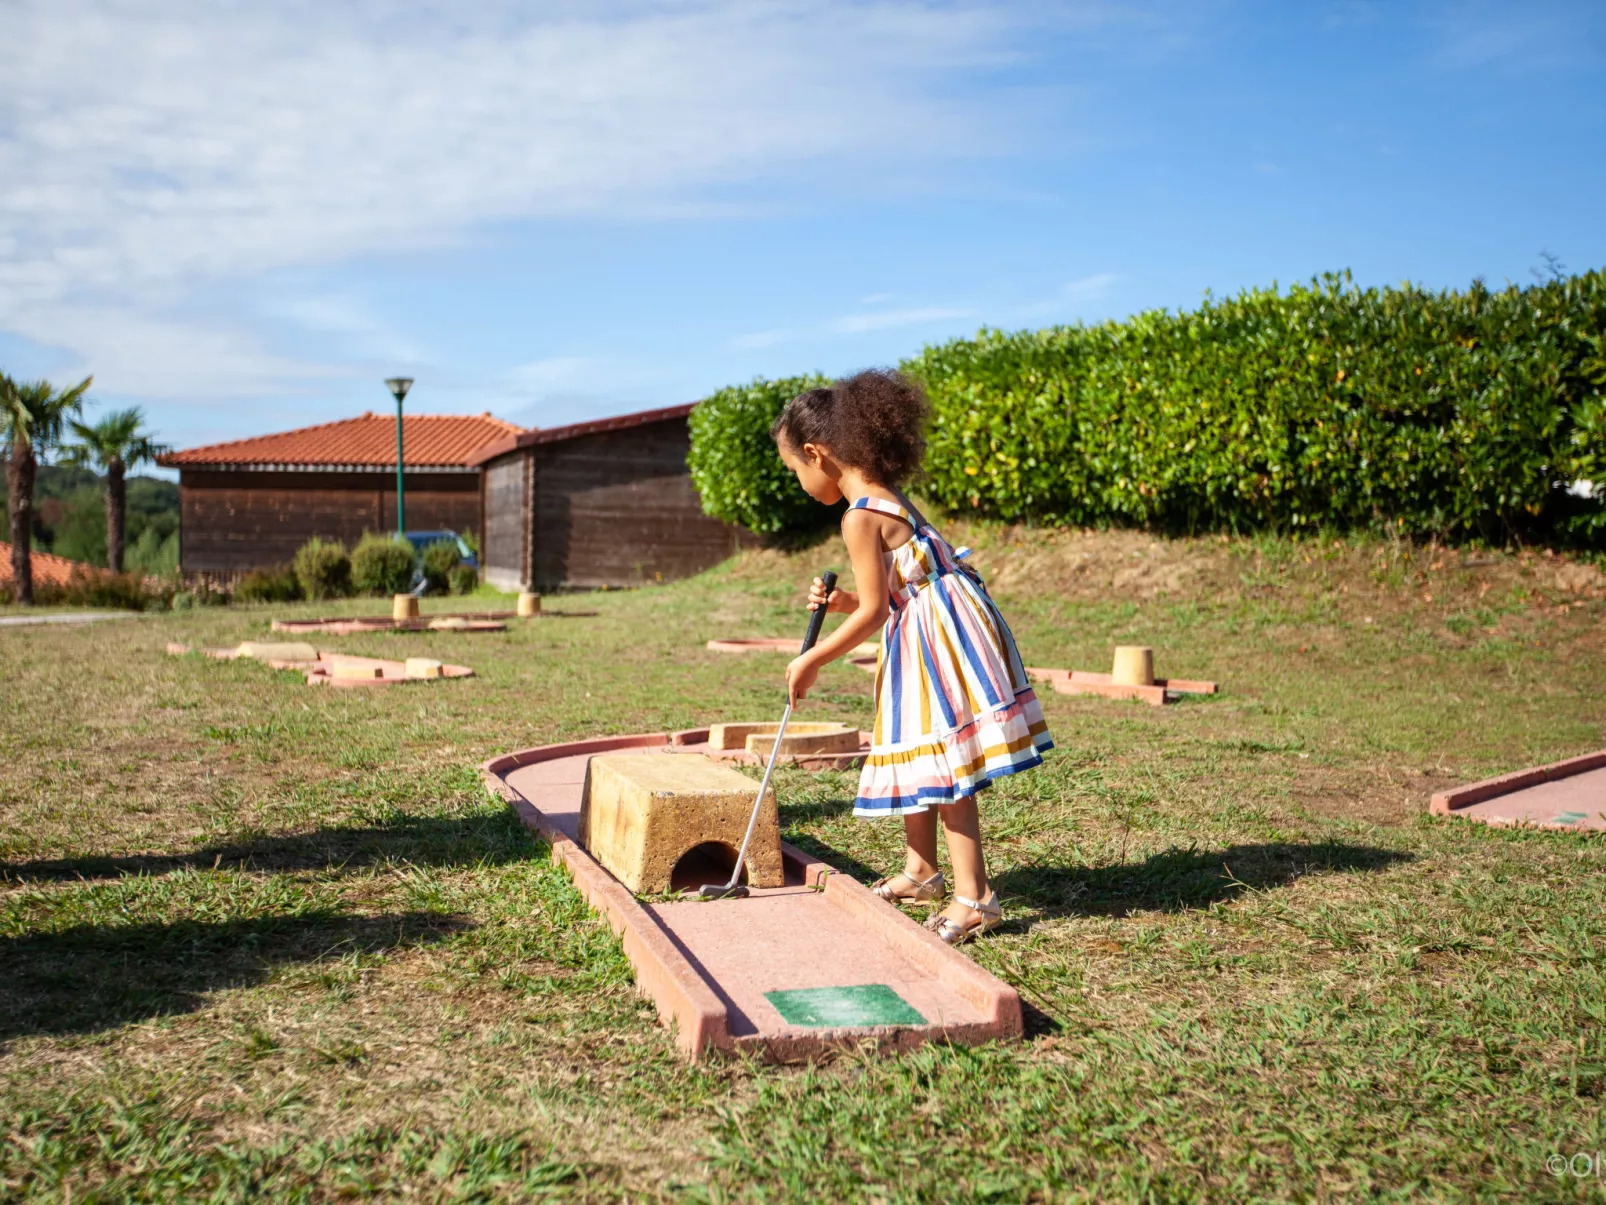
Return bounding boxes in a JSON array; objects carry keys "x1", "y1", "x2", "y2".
[{"x1": 2, "y1": 0, "x2": 1602, "y2": 469}]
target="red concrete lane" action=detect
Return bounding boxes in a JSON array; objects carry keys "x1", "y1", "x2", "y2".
[{"x1": 484, "y1": 735, "x2": 1022, "y2": 1061}]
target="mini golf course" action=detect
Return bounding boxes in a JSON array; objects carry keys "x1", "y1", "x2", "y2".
[
  {"x1": 483, "y1": 730, "x2": 1021, "y2": 1062},
  {"x1": 1431, "y1": 750, "x2": 1606, "y2": 831},
  {"x1": 167, "y1": 641, "x2": 473, "y2": 687},
  {"x1": 271, "y1": 613, "x2": 511, "y2": 634}
]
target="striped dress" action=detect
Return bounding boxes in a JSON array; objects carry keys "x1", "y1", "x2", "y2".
[{"x1": 852, "y1": 496, "x2": 1053, "y2": 817}]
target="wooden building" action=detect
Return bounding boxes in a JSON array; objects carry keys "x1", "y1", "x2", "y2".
[
  {"x1": 471, "y1": 403, "x2": 756, "y2": 591},
  {"x1": 159, "y1": 412, "x2": 521, "y2": 575}
]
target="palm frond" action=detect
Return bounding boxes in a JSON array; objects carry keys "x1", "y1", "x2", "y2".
[{"x1": 65, "y1": 403, "x2": 168, "y2": 470}]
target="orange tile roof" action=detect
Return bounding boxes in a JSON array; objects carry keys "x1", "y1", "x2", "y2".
[
  {"x1": 158, "y1": 412, "x2": 526, "y2": 470},
  {"x1": 0, "y1": 543, "x2": 97, "y2": 588}
]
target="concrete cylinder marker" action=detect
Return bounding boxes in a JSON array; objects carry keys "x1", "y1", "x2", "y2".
[
  {"x1": 393, "y1": 594, "x2": 420, "y2": 621},
  {"x1": 517, "y1": 591, "x2": 541, "y2": 617},
  {"x1": 1110, "y1": 645, "x2": 1155, "y2": 686}
]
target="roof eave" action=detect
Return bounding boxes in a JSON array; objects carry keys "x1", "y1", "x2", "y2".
[
  {"x1": 466, "y1": 402, "x2": 698, "y2": 466},
  {"x1": 160, "y1": 461, "x2": 480, "y2": 473}
]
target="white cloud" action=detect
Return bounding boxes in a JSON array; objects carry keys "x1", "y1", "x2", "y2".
[
  {"x1": 831, "y1": 306, "x2": 975, "y2": 334},
  {"x1": 505, "y1": 356, "x2": 596, "y2": 392},
  {"x1": 729, "y1": 330, "x2": 797, "y2": 350},
  {"x1": 1061, "y1": 272, "x2": 1118, "y2": 302},
  {"x1": 0, "y1": 0, "x2": 1046, "y2": 399},
  {"x1": 1424, "y1": 0, "x2": 1603, "y2": 71}
]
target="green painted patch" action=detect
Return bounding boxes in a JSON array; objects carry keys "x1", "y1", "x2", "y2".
[
  {"x1": 1549, "y1": 812, "x2": 1589, "y2": 826},
  {"x1": 764, "y1": 984, "x2": 926, "y2": 1028}
]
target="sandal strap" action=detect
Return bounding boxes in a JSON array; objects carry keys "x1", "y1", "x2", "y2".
[
  {"x1": 875, "y1": 870, "x2": 945, "y2": 899},
  {"x1": 952, "y1": 890, "x2": 1001, "y2": 917}
]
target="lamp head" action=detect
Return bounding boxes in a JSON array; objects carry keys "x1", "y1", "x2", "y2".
[{"x1": 385, "y1": 377, "x2": 413, "y2": 404}]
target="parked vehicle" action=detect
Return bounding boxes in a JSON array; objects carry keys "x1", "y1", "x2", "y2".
[{"x1": 402, "y1": 530, "x2": 478, "y2": 570}]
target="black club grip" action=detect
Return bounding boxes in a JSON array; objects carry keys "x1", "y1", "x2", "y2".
[{"x1": 800, "y1": 570, "x2": 838, "y2": 654}]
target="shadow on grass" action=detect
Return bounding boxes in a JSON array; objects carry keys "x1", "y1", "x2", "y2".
[
  {"x1": 994, "y1": 841, "x2": 1412, "y2": 920},
  {"x1": 0, "y1": 813, "x2": 541, "y2": 883},
  {"x1": 781, "y1": 833, "x2": 885, "y2": 885},
  {"x1": 0, "y1": 910, "x2": 468, "y2": 1042}
]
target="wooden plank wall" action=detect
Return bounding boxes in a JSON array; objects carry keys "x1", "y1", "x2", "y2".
[
  {"x1": 480, "y1": 455, "x2": 528, "y2": 591},
  {"x1": 529, "y1": 418, "x2": 756, "y2": 590},
  {"x1": 178, "y1": 470, "x2": 481, "y2": 573}
]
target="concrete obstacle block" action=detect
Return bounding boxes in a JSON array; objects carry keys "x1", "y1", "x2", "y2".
[
  {"x1": 517, "y1": 591, "x2": 541, "y2": 617},
  {"x1": 236, "y1": 641, "x2": 319, "y2": 663},
  {"x1": 393, "y1": 594, "x2": 420, "y2": 621},
  {"x1": 707, "y1": 721, "x2": 861, "y2": 758},
  {"x1": 1110, "y1": 645, "x2": 1155, "y2": 686},
  {"x1": 405, "y1": 657, "x2": 443, "y2": 679},
  {"x1": 333, "y1": 662, "x2": 385, "y2": 680},
  {"x1": 579, "y1": 753, "x2": 784, "y2": 894}
]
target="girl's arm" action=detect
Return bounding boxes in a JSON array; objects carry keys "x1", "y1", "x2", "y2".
[{"x1": 786, "y1": 511, "x2": 889, "y2": 703}]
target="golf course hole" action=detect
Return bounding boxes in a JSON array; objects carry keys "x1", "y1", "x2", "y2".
[{"x1": 670, "y1": 841, "x2": 748, "y2": 893}]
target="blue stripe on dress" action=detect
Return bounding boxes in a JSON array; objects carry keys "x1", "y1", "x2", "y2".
[
  {"x1": 887, "y1": 614, "x2": 905, "y2": 745},
  {"x1": 939, "y1": 578, "x2": 1005, "y2": 709},
  {"x1": 914, "y1": 607, "x2": 959, "y2": 731}
]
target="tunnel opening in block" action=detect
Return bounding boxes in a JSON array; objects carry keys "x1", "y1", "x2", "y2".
[
  {"x1": 578, "y1": 753, "x2": 785, "y2": 894},
  {"x1": 669, "y1": 841, "x2": 749, "y2": 893}
]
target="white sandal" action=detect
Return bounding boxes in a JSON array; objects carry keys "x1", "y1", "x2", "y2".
[
  {"x1": 925, "y1": 890, "x2": 1003, "y2": 945},
  {"x1": 871, "y1": 869, "x2": 947, "y2": 905}
]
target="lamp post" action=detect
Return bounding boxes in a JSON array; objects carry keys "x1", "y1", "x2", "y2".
[{"x1": 385, "y1": 377, "x2": 413, "y2": 536}]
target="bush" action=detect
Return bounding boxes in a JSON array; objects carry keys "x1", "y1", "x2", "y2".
[
  {"x1": 236, "y1": 563, "x2": 302, "y2": 604},
  {"x1": 350, "y1": 532, "x2": 416, "y2": 596},
  {"x1": 33, "y1": 567, "x2": 173, "y2": 611},
  {"x1": 449, "y1": 563, "x2": 479, "y2": 595},
  {"x1": 687, "y1": 375, "x2": 839, "y2": 536},
  {"x1": 686, "y1": 271, "x2": 1606, "y2": 546},
  {"x1": 909, "y1": 270, "x2": 1606, "y2": 546},
  {"x1": 292, "y1": 537, "x2": 351, "y2": 601},
  {"x1": 419, "y1": 539, "x2": 460, "y2": 594}
]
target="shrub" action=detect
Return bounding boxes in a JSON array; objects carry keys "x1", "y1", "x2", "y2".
[
  {"x1": 292, "y1": 537, "x2": 351, "y2": 601},
  {"x1": 33, "y1": 567, "x2": 172, "y2": 611},
  {"x1": 449, "y1": 563, "x2": 479, "y2": 595},
  {"x1": 908, "y1": 271, "x2": 1606, "y2": 546},
  {"x1": 236, "y1": 563, "x2": 302, "y2": 604},
  {"x1": 686, "y1": 270, "x2": 1606, "y2": 546},
  {"x1": 350, "y1": 532, "x2": 416, "y2": 596},
  {"x1": 419, "y1": 539, "x2": 460, "y2": 594},
  {"x1": 687, "y1": 375, "x2": 839, "y2": 536}
]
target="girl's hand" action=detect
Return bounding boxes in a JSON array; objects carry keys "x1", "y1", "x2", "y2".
[
  {"x1": 808, "y1": 576, "x2": 856, "y2": 614},
  {"x1": 786, "y1": 653, "x2": 821, "y2": 705}
]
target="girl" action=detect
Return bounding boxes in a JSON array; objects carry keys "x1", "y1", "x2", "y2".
[{"x1": 775, "y1": 369, "x2": 1053, "y2": 944}]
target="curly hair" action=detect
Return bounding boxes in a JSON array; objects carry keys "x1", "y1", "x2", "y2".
[{"x1": 770, "y1": 368, "x2": 929, "y2": 486}]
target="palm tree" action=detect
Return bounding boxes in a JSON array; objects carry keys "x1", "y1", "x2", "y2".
[
  {"x1": 65, "y1": 408, "x2": 168, "y2": 574},
  {"x1": 2, "y1": 374, "x2": 92, "y2": 604}
]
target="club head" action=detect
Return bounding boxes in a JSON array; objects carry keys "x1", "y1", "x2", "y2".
[{"x1": 696, "y1": 883, "x2": 750, "y2": 901}]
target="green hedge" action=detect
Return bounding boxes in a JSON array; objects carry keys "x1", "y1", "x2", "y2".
[
  {"x1": 688, "y1": 270, "x2": 1606, "y2": 545},
  {"x1": 688, "y1": 374, "x2": 836, "y2": 536}
]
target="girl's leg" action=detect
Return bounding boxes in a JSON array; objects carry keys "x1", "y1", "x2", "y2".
[
  {"x1": 902, "y1": 808, "x2": 941, "y2": 881},
  {"x1": 936, "y1": 796, "x2": 991, "y2": 921}
]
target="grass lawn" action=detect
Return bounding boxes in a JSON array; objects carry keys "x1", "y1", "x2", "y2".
[{"x1": 2, "y1": 526, "x2": 1604, "y2": 1202}]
